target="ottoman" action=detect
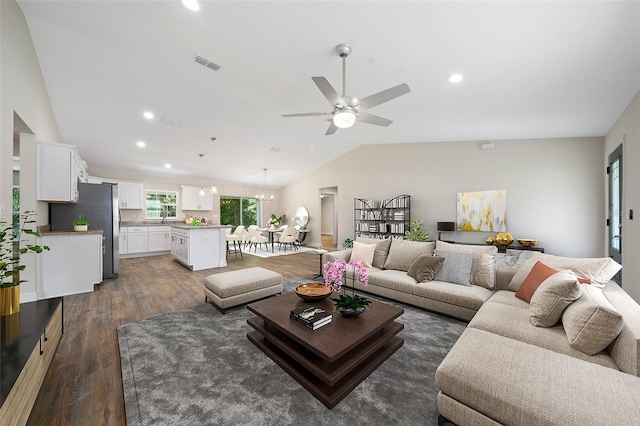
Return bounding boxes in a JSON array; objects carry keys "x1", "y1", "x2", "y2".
[{"x1": 204, "y1": 267, "x2": 283, "y2": 313}]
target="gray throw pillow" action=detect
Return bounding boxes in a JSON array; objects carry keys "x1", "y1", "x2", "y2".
[
  {"x1": 407, "y1": 255, "x2": 445, "y2": 283},
  {"x1": 356, "y1": 237, "x2": 392, "y2": 269},
  {"x1": 434, "y1": 250, "x2": 474, "y2": 286}
]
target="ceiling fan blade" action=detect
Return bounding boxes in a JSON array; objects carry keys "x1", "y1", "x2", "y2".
[
  {"x1": 358, "y1": 112, "x2": 393, "y2": 127},
  {"x1": 325, "y1": 122, "x2": 339, "y2": 136},
  {"x1": 282, "y1": 112, "x2": 331, "y2": 117},
  {"x1": 312, "y1": 76, "x2": 343, "y2": 106},
  {"x1": 358, "y1": 83, "x2": 411, "y2": 110}
]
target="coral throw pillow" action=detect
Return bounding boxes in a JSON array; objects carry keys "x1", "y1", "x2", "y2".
[{"x1": 516, "y1": 261, "x2": 591, "y2": 303}]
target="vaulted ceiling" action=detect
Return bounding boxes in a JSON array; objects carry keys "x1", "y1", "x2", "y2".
[{"x1": 17, "y1": 1, "x2": 640, "y2": 187}]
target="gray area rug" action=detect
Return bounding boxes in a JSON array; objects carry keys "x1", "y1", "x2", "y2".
[{"x1": 117, "y1": 280, "x2": 467, "y2": 425}]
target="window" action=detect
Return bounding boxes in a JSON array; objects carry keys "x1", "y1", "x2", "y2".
[
  {"x1": 146, "y1": 190, "x2": 178, "y2": 219},
  {"x1": 220, "y1": 197, "x2": 259, "y2": 227}
]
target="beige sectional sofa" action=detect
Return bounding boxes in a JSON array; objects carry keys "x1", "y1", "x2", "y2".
[{"x1": 324, "y1": 238, "x2": 640, "y2": 425}]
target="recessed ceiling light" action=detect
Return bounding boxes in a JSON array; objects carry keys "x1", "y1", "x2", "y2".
[
  {"x1": 448, "y1": 74, "x2": 464, "y2": 84},
  {"x1": 164, "y1": 163, "x2": 171, "y2": 169},
  {"x1": 182, "y1": 0, "x2": 200, "y2": 12},
  {"x1": 143, "y1": 111, "x2": 154, "y2": 119},
  {"x1": 137, "y1": 141, "x2": 146, "y2": 148}
]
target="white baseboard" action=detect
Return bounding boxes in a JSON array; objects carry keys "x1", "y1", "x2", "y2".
[{"x1": 21, "y1": 292, "x2": 38, "y2": 303}]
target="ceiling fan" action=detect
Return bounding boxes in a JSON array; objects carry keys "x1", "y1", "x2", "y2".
[{"x1": 282, "y1": 43, "x2": 411, "y2": 135}]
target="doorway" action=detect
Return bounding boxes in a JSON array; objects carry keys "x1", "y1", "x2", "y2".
[
  {"x1": 608, "y1": 142, "x2": 623, "y2": 284},
  {"x1": 319, "y1": 187, "x2": 338, "y2": 250}
]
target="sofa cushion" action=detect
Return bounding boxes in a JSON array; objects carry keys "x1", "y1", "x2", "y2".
[
  {"x1": 436, "y1": 241, "x2": 498, "y2": 289},
  {"x1": 414, "y1": 280, "x2": 493, "y2": 312},
  {"x1": 602, "y1": 281, "x2": 640, "y2": 377},
  {"x1": 563, "y1": 284, "x2": 624, "y2": 356},
  {"x1": 470, "y1": 299, "x2": 619, "y2": 369},
  {"x1": 356, "y1": 237, "x2": 391, "y2": 269},
  {"x1": 508, "y1": 252, "x2": 621, "y2": 291},
  {"x1": 383, "y1": 240, "x2": 435, "y2": 272},
  {"x1": 516, "y1": 261, "x2": 591, "y2": 303},
  {"x1": 436, "y1": 328, "x2": 640, "y2": 426},
  {"x1": 529, "y1": 270, "x2": 583, "y2": 327},
  {"x1": 407, "y1": 254, "x2": 444, "y2": 283},
  {"x1": 434, "y1": 250, "x2": 474, "y2": 286},
  {"x1": 350, "y1": 241, "x2": 376, "y2": 267},
  {"x1": 487, "y1": 290, "x2": 531, "y2": 309},
  {"x1": 367, "y1": 269, "x2": 419, "y2": 294}
]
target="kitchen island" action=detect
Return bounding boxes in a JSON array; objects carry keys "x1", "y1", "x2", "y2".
[{"x1": 170, "y1": 225, "x2": 231, "y2": 271}]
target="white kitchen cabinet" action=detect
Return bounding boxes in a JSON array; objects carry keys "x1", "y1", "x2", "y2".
[
  {"x1": 119, "y1": 228, "x2": 128, "y2": 255},
  {"x1": 181, "y1": 185, "x2": 213, "y2": 211},
  {"x1": 171, "y1": 227, "x2": 190, "y2": 264},
  {"x1": 147, "y1": 226, "x2": 171, "y2": 252},
  {"x1": 36, "y1": 141, "x2": 80, "y2": 203},
  {"x1": 126, "y1": 226, "x2": 148, "y2": 253},
  {"x1": 171, "y1": 226, "x2": 228, "y2": 270},
  {"x1": 118, "y1": 181, "x2": 144, "y2": 209},
  {"x1": 38, "y1": 232, "x2": 103, "y2": 298}
]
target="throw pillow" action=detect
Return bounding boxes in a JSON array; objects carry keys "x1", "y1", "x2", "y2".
[
  {"x1": 516, "y1": 261, "x2": 591, "y2": 303},
  {"x1": 529, "y1": 270, "x2": 583, "y2": 327},
  {"x1": 356, "y1": 237, "x2": 391, "y2": 269},
  {"x1": 433, "y1": 250, "x2": 474, "y2": 286},
  {"x1": 435, "y1": 241, "x2": 498, "y2": 289},
  {"x1": 562, "y1": 284, "x2": 624, "y2": 355},
  {"x1": 350, "y1": 241, "x2": 376, "y2": 267},
  {"x1": 383, "y1": 239, "x2": 435, "y2": 272},
  {"x1": 509, "y1": 253, "x2": 620, "y2": 292},
  {"x1": 407, "y1": 255, "x2": 445, "y2": 283}
]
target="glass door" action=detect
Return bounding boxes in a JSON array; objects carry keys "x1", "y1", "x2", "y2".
[{"x1": 608, "y1": 144, "x2": 623, "y2": 284}]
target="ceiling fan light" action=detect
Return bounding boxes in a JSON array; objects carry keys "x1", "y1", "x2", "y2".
[{"x1": 333, "y1": 110, "x2": 356, "y2": 128}]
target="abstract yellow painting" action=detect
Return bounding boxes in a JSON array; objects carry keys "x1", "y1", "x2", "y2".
[{"x1": 456, "y1": 190, "x2": 507, "y2": 232}]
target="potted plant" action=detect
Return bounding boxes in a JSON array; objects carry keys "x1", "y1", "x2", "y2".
[
  {"x1": 323, "y1": 258, "x2": 370, "y2": 317},
  {"x1": 405, "y1": 219, "x2": 430, "y2": 241},
  {"x1": 73, "y1": 214, "x2": 89, "y2": 231},
  {"x1": 1, "y1": 211, "x2": 50, "y2": 315},
  {"x1": 267, "y1": 214, "x2": 283, "y2": 230},
  {"x1": 342, "y1": 237, "x2": 353, "y2": 249}
]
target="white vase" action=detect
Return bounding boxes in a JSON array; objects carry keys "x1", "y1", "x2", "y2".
[{"x1": 74, "y1": 225, "x2": 88, "y2": 231}]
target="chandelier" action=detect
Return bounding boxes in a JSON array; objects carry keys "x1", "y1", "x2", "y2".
[
  {"x1": 210, "y1": 137, "x2": 217, "y2": 194},
  {"x1": 198, "y1": 154, "x2": 206, "y2": 196},
  {"x1": 256, "y1": 168, "x2": 274, "y2": 202}
]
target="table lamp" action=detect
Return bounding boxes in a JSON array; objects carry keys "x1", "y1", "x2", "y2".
[{"x1": 437, "y1": 222, "x2": 456, "y2": 241}]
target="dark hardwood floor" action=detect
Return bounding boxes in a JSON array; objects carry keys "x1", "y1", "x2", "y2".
[{"x1": 27, "y1": 251, "x2": 318, "y2": 425}]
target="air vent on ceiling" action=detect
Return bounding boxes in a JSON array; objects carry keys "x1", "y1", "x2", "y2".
[
  {"x1": 161, "y1": 116, "x2": 183, "y2": 128},
  {"x1": 194, "y1": 55, "x2": 221, "y2": 71}
]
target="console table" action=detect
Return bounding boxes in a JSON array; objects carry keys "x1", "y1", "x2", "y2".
[{"x1": 0, "y1": 298, "x2": 63, "y2": 426}]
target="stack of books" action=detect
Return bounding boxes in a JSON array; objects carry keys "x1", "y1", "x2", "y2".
[{"x1": 290, "y1": 306, "x2": 332, "y2": 330}]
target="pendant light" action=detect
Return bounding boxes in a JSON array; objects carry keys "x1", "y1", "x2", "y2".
[
  {"x1": 255, "y1": 168, "x2": 274, "y2": 202},
  {"x1": 198, "y1": 154, "x2": 205, "y2": 197},
  {"x1": 210, "y1": 137, "x2": 217, "y2": 194}
]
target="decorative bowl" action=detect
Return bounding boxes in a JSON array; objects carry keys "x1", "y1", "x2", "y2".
[
  {"x1": 337, "y1": 306, "x2": 366, "y2": 318},
  {"x1": 294, "y1": 283, "x2": 332, "y2": 301},
  {"x1": 517, "y1": 239, "x2": 538, "y2": 248},
  {"x1": 494, "y1": 232, "x2": 514, "y2": 247}
]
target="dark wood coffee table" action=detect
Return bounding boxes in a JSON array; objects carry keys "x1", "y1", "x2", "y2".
[{"x1": 246, "y1": 292, "x2": 404, "y2": 408}]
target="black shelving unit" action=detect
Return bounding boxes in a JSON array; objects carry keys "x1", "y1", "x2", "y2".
[{"x1": 354, "y1": 194, "x2": 410, "y2": 239}]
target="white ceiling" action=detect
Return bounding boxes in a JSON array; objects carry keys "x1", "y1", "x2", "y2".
[{"x1": 17, "y1": 1, "x2": 640, "y2": 188}]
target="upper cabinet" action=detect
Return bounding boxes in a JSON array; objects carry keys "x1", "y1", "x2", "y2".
[
  {"x1": 118, "y1": 182, "x2": 144, "y2": 210},
  {"x1": 37, "y1": 141, "x2": 81, "y2": 203},
  {"x1": 181, "y1": 185, "x2": 213, "y2": 211}
]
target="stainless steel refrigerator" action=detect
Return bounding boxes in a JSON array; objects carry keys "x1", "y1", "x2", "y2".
[{"x1": 49, "y1": 182, "x2": 119, "y2": 279}]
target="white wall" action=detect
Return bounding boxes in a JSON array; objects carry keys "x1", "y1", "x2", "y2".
[
  {"x1": 1, "y1": 0, "x2": 61, "y2": 300},
  {"x1": 605, "y1": 90, "x2": 640, "y2": 302},
  {"x1": 281, "y1": 137, "x2": 605, "y2": 259}
]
